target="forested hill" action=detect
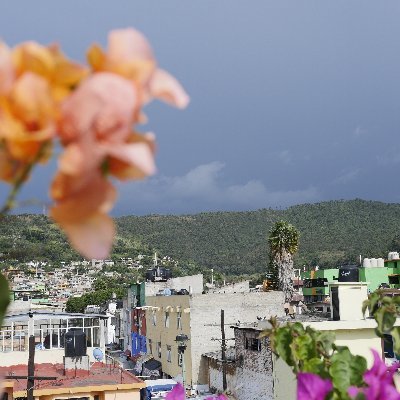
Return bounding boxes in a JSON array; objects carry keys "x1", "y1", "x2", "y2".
[{"x1": 1, "y1": 199, "x2": 400, "y2": 275}]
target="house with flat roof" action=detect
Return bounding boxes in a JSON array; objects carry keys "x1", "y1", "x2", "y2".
[
  {"x1": 0, "y1": 311, "x2": 108, "y2": 366},
  {"x1": 1, "y1": 361, "x2": 144, "y2": 400}
]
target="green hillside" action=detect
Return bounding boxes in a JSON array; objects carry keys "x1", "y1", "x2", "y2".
[{"x1": 1, "y1": 199, "x2": 400, "y2": 275}]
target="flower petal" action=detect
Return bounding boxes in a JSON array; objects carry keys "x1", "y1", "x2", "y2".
[
  {"x1": 107, "y1": 142, "x2": 156, "y2": 178},
  {"x1": 57, "y1": 212, "x2": 115, "y2": 260},
  {"x1": 108, "y1": 28, "x2": 154, "y2": 63},
  {"x1": 59, "y1": 72, "x2": 137, "y2": 143},
  {"x1": 0, "y1": 42, "x2": 14, "y2": 95},
  {"x1": 149, "y1": 68, "x2": 189, "y2": 109},
  {"x1": 165, "y1": 383, "x2": 185, "y2": 400},
  {"x1": 297, "y1": 373, "x2": 332, "y2": 400}
]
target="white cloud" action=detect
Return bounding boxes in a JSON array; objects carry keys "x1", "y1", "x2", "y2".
[
  {"x1": 278, "y1": 150, "x2": 292, "y2": 164},
  {"x1": 115, "y1": 162, "x2": 320, "y2": 215},
  {"x1": 376, "y1": 148, "x2": 400, "y2": 166},
  {"x1": 332, "y1": 168, "x2": 362, "y2": 185}
]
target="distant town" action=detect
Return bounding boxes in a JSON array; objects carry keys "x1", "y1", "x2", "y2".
[{"x1": 1, "y1": 250, "x2": 400, "y2": 399}]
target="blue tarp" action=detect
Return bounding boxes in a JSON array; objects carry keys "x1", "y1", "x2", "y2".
[{"x1": 131, "y1": 333, "x2": 146, "y2": 355}]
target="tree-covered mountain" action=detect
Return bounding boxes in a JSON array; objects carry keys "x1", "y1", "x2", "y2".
[{"x1": 1, "y1": 199, "x2": 400, "y2": 275}]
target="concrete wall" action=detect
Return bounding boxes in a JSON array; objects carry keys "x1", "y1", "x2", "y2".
[
  {"x1": 190, "y1": 291, "x2": 285, "y2": 385},
  {"x1": 232, "y1": 328, "x2": 274, "y2": 400},
  {"x1": 208, "y1": 281, "x2": 250, "y2": 294},
  {"x1": 329, "y1": 283, "x2": 368, "y2": 321},
  {"x1": 0, "y1": 347, "x2": 103, "y2": 367},
  {"x1": 104, "y1": 389, "x2": 141, "y2": 400},
  {"x1": 273, "y1": 356, "x2": 296, "y2": 400},
  {"x1": 39, "y1": 388, "x2": 141, "y2": 400},
  {"x1": 145, "y1": 275, "x2": 204, "y2": 296},
  {"x1": 205, "y1": 356, "x2": 236, "y2": 393}
]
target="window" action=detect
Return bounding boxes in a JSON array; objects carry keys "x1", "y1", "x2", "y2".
[
  {"x1": 157, "y1": 342, "x2": 161, "y2": 358},
  {"x1": 167, "y1": 345, "x2": 172, "y2": 362},
  {"x1": 148, "y1": 339, "x2": 153, "y2": 355},
  {"x1": 164, "y1": 312, "x2": 170, "y2": 328},
  {"x1": 178, "y1": 352, "x2": 183, "y2": 367},
  {"x1": 177, "y1": 311, "x2": 182, "y2": 330},
  {"x1": 245, "y1": 337, "x2": 261, "y2": 351},
  {"x1": 152, "y1": 312, "x2": 156, "y2": 326},
  {"x1": 389, "y1": 276, "x2": 400, "y2": 285}
]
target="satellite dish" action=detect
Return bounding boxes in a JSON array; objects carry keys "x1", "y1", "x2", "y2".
[{"x1": 93, "y1": 347, "x2": 104, "y2": 362}]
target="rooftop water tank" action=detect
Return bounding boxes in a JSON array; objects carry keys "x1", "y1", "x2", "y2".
[
  {"x1": 377, "y1": 258, "x2": 385, "y2": 268},
  {"x1": 389, "y1": 252, "x2": 400, "y2": 260},
  {"x1": 64, "y1": 328, "x2": 87, "y2": 357},
  {"x1": 363, "y1": 258, "x2": 371, "y2": 268},
  {"x1": 370, "y1": 258, "x2": 378, "y2": 268}
]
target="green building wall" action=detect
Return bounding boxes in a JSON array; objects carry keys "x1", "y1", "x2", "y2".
[
  {"x1": 130, "y1": 282, "x2": 146, "y2": 307},
  {"x1": 301, "y1": 259, "x2": 400, "y2": 302}
]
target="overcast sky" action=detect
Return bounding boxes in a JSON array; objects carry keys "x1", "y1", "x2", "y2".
[{"x1": 2, "y1": 1, "x2": 400, "y2": 216}]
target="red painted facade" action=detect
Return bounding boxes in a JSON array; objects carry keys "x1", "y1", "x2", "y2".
[{"x1": 132, "y1": 308, "x2": 147, "y2": 336}]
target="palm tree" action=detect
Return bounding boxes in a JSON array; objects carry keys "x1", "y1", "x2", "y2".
[{"x1": 268, "y1": 220, "x2": 299, "y2": 302}]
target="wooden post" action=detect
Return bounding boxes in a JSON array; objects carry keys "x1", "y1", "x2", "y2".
[{"x1": 221, "y1": 310, "x2": 227, "y2": 391}]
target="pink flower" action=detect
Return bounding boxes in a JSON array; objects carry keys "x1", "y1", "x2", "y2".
[
  {"x1": 348, "y1": 349, "x2": 400, "y2": 400},
  {"x1": 165, "y1": 384, "x2": 227, "y2": 400},
  {"x1": 165, "y1": 384, "x2": 185, "y2": 400},
  {"x1": 297, "y1": 373, "x2": 333, "y2": 400},
  {"x1": 58, "y1": 72, "x2": 156, "y2": 178},
  {"x1": 87, "y1": 28, "x2": 189, "y2": 109}
]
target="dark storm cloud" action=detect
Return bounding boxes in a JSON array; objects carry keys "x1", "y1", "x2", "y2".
[{"x1": 1, "y1": 1, "x2": 400, "y2": 215}]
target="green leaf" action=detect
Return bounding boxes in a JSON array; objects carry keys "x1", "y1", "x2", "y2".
[
  {"x1": 292, "y1": 334, "x2": 317, "y2": 362},
  {"x1": 330, "y1": 357, "x2": 352, "y2": 395},
  {"x1": 316, "y1": 331, "x2": 336, "y2": 355},
  {"x1": 375, "y1": 306, "x2": 396, "y2": 335},
  {"x1": 391, "y1": 326, "x2": 400, "y2": 356},
  {"x1": 0, "y1": 273, "x2": 10, "y2": 326},
  {"x1": 274, "y1": 327, "x2": 295, "y2": 367},
  {"x1": 302, "y1": 357, "x2": 329, "y2": 378},
  {"x1": 329, "y1": 348, "x2": 367, "y2": 395}
]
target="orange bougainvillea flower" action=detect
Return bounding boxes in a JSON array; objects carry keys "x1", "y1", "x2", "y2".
[
  {"x1": 0, "y1": 72, "x2": 55, "y2": 163},
  {"x1": 50, "y1": 170, "x2": 117, "y2": 260},
  {"x1": 0, "y1": 42, "x2": 14, "y2": 96},
  {"x1": 87, "y1": 28, "x2": 189, "y2": 109},
  {"x1": 107, "y1": 131, "x2": 156, "y2": 180},
  {"x1": 0, "y1": 29, "x2": 188, "y2": 261},
  {"x1": 13, "y1": 41, "x2": 88, "y2": 102},
  {"x1": 58, "y1": 71, "x2": 138, "y2": 144},
  {"x1": 0, "y1": 146, "x2": 27, "y2": 183},
  {"x1": 51, "y1": 71, "x2": 156, "y2": 259},
  {"x1": 57, "y1": 71, "x2": 155, "y2": 177}
]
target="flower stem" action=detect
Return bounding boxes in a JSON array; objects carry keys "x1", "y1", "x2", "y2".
[{"x1": 0, "y1": 142, "x2": 48, "y2": 217}]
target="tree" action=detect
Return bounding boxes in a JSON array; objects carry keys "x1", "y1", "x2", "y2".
[{"x1": 268, "y1": 220, "x2": 299, "y2": 301}]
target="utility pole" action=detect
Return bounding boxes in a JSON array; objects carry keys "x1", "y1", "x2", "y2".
[
  {"x1": 221, "y1": 309, "x2": 227, "y2": 391},
  {"x1": 27, "y1": 335, "x2": 35, "y2": 400}
]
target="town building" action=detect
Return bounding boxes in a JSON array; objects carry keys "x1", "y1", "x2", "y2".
[
  {"x1": 0, "y1": 311, "x2": 108, "y2": 366},
  {"x1": 144, "y1": 290, "x2": 285, "y2": 388},
  {"x1": 301, "y1": 252, "x2": 400, "y2": 309},
  {"x1": 203, "y1": 279, "x2": 399, "y2": 400},
  {"x1": 1, "y1": 358, "x2": 144, "y2": 400}
]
